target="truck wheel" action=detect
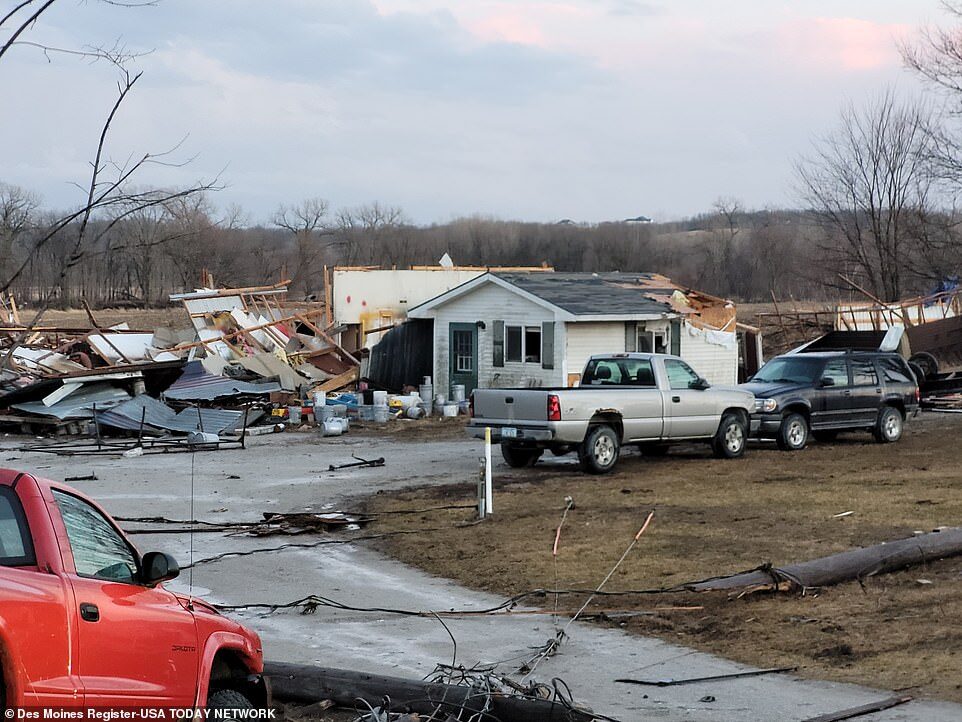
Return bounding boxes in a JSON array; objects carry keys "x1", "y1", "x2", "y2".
[
  {"x1": 207, "y1": 689, "x2": 253, "y2": 711},
  {"x1": 501, "y1": 444, "x2": 543, "y2": 468},
  {"x1": 578, "y1": 425, "x2": 620, "y2": 474},
  {"x1": 711, "y1": 413, "x2": 747, "y2": 459},
  {"x1": 874, "y1": 406, "x2": 903, "y2": 443},
  {"x1": 776, "y1": 412, "x2": 808, "y2": 451}
]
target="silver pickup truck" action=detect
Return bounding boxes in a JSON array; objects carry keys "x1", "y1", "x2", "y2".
[{"x1": 468, "y1": 353, "x2": 756, "y2": 473}]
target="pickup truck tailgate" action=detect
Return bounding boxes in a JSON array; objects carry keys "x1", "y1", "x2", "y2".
[{"x1": 473, "y1": 389, "x2": 549, "y2": 422}]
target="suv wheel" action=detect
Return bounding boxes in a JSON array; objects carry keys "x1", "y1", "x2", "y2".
[
  {"x1": 579, "y1": 425, "x2": 620, "y2": 474},
  {"x1": 501, "y1": 444, "x2": 543, "y2": 468},
  {"x1": 874, "y1": 406, "x2": 903, "y2": 443},
  {"x1": 777, "y1": 412, "x2": 808, "y2": 451},
  {"x1": 207, "y1": 689, "x2": 253, "y2": 711},
  {"x1": 711, "y1": 412, "x2": 747, "y2": 459}
]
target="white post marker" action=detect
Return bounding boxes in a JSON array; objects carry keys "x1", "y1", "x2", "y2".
[{"x1": 484, "y1": 426, "x2": 493, "y2": 517}]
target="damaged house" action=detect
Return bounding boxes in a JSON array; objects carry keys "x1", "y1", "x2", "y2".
[{"x1": 406, "y1": 272, "x2": 760, "y2": 397}]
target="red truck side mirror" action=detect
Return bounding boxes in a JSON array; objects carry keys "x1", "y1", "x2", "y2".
[{"x1": 140, "y1": 551, "x2": 180, "y2": 586}]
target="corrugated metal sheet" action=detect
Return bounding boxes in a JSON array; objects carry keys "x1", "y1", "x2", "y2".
[
  {"x1": 95, "y1": 395, "x2": 259, "y2": 434},
  {"x1": 163, "y1": 361, "x2": 282, "y2": 401},
  {"x1": 12, "y1": 384, "x2": 132, "y2": 420}
]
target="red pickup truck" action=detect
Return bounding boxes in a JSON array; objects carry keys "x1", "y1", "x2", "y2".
[{"x1": 0, "y1": 469, "x2": 268, "y2": 710}]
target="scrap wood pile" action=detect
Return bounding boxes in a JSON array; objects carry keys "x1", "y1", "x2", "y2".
[{"x1": 0, "y1": 282, "x2": 365, "y2": 448}]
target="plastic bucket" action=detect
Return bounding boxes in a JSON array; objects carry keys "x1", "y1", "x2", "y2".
[
  {"x1": 373, "y1": 390, "x2": 388, "y2": 407},
  {"x1": 442, "y1": 403, "x2": 458, "y2": 417},
  {"x1": 373, "y1": 406, "x2": 390, "y2": 423},
  {"x1": 451, "y1": 384, "x2": 465, "y2": 402},
  {"x1": 288, "y1": 406, "x2": 302, "y2": 425}
]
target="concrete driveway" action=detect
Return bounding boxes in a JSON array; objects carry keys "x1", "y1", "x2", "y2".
[{"x1": 7, "y1": 431, "x2": 960, "y2": 721}]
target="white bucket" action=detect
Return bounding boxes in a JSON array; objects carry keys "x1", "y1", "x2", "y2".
[
  {"x1": 313, "y1": 392, "x2": 326, "y2": 408},
  {"x1": 451, "y1": 384, "x2": 465, "y2": 402},
  {"x1": 419, "y1": 384, "x2": 433, "y2": 415},
  {"x1": 372, "y1": 390, "x2": 388, "y2": 407},
  {"x1": 442, "y1": 403, "x2": 458, "y2": 417},
  {"x1": 373, "y1": 406, "x2": 390, "y2": 423},
  {"x1": 288, "y1": 406, "x2": 302, "y2": 425}
]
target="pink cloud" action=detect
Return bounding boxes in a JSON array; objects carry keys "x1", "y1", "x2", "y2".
[
  {"x1": 777, "y1": 17, "x2": 911, "y2": 72},
  {"x1": 467, "y1": 11, "x2": 548, "y2": 47}
]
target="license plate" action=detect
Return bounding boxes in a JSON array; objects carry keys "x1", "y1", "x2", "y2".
[{"x1": 501, "y1": 427, "x2": 518, "y2": 439}]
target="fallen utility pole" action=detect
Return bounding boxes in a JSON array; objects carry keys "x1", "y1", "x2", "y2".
[
  {"x1": 265, "y1": 662, "x2": 596, "y2": 722},
  {"x1": 615, "y1": 666, "x2": 797, "y2": 687},
  {"x1": 801, "y1": 695, "x2": 913, "y2": 722},
  {"x1": 328, "y1": 455, "x2": 385, "y2": 471},
  {"x1": 685, "y1": 527, "x2": 962, "y2": 593}
]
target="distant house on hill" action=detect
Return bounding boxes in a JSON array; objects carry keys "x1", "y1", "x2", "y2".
[{"x1": 623, "y1": 215, "x2": 653, "y2": 224}]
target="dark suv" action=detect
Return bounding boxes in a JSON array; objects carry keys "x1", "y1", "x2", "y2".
[{"x1": 740, "y1": 351, "x2": 919, "y2": 451}]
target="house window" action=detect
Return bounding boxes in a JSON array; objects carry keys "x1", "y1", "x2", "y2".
[
  {"x1": 637, "y1": 326, "x2": 669, "y2": 354},
  {"x1": 506, "y1": 326, "x2": 522, "y2": 362},
  {"x1": 524, "y1": 327, "x2": 542, "y2": 363}
]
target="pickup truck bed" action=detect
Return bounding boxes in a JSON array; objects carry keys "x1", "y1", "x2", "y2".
[{"x1": 469, "y1": 353, "x2": 756, "y2": 473}]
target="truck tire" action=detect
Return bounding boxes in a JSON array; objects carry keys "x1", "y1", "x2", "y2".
[
  {"x1": 501, "y1": 444, "x2": 543, "y2": 468},
  {"x1": 711, "y1": 412, "x2": 747, "y2": 459},
  {"x1": 578, "y1": 425, "x2": 620, "y2": 474},
  {"x1": 207, "y1": 689, "x2": 253, "y2": 711},
  {"x1": 776, "y1": 412, "x2": 808, "y2": 451},
  {"x1": 873, "y1": 406, "x2": 903, "y2": 443}
]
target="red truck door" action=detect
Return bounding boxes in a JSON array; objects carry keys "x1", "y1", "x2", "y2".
[
  {"x1": 0, "y1": 484, "x2": 82, "y2": 707},
  {"x1": 49, "y1": 488, "x2": 200, "y2": 707}
]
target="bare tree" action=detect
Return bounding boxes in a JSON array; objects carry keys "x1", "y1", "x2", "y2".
[
  {"x1": 272, "y1": 198, "x2": 331, "y2": 297},
  {"x1": 796, "y1": 90, "x2": 942, "y2": 301},
  {"x1": 0, "y1": 183, "x2": 39, "y2": 285}
]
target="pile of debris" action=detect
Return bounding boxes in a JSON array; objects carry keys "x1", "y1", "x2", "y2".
[{"x1": 0, "y1": 282, "x2": 374, "y2": 447}]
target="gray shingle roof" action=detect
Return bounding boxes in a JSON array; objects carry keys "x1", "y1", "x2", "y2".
[{"x1": 493, "y1": 272, "x2": 678, "y2": 316}]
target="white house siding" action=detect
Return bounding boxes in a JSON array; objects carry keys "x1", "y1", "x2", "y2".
[
  {"x1": 564, "y1": 322, "x2": 628, "y2": 379},
  {"x1": 431, "y1": 283, "x2": 563, "y2": 396},
  {"x1": 679, "y1": 321, "x2": 738, "y2": 385}
]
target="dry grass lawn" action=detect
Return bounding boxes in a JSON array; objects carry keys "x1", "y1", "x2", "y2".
[{"x1": 367, "y1": 413, "x2": 962, "y2": 702}]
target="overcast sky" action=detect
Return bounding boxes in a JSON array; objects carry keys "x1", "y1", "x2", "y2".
[{"x1": 0, "y1": 0, "x2": 950, "y2": 224}]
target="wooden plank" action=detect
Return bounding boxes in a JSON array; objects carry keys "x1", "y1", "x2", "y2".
[
  {"x1": 801, "y1": 695, "x2": 913, "y2": 722},
  {"x1": 315, "y1": 368, "x2": 358, "y2": 392}
]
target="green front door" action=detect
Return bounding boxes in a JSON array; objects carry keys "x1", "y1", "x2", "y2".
[{"x1": 449, "y1": 323, "x2": 479, "y2": 395}]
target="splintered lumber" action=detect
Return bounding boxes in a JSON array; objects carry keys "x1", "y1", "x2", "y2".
[
  {"x1": 264, "y1": 662, "x2": 595, "y2": 722},
  {"x1": 315, "y1": 367, "x2": 358, "y2": 392},
  {"x1": 686, "y1": 528, "x2": 962, "y2": 593},
  {"x1": 801, "y1": 695, "x2": 913, "y2": 722}
]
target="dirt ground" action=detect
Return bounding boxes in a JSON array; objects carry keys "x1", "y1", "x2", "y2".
[
  {"x1": 19, "y1": 306, "x2": 186, "y2": 330},
  {"x1": 367, "y1": 412, "x2": 962, "y2": 703}
]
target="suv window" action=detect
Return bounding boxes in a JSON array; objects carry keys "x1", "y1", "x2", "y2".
[
  {"x1": 53, "y1": 490, "x2": 138, "y2": 584},
  {"x1": 664, "y1": 359, "x2": 700, "y2": 390},
  {"x1": 877, "y1": 357, "x2": 914, "y2": 384},
  {"x1": 821, "y1": 359, "x2": 849, "y2": 387},
  {"x1": 0, "y1": 487, "x2": 35, "y2": 567},
  {"x1": 851, "y1": 359, "x2": 879, "y2": 386},
  {"x1": 583, "y1": 358, "x2": 657, "y2": 386}
]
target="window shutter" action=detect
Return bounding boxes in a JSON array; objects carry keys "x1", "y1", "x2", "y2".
[
  {"x1": 625, "y1": 321, "x2": 637, "y2": 352},
  {"x1": 542, "y1": 321, "x2": 555, "y2": 370},
  {"x1": 670, "y1": 320, "x2": 681, "y2": 355},
  {"x1": 493, "y1": 320, "x2": 505, "y2": 367}
]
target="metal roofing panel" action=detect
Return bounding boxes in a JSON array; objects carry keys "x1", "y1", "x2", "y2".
[
  {"x1": 163, "y1": 361, "x2": 282, "y2": 401},
  {"x1": 12, "y1": 383, "x2": 132, "y2": 420},
  {"x1": 95, "y1": 395, "x2": 258, "y2": 434}
]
